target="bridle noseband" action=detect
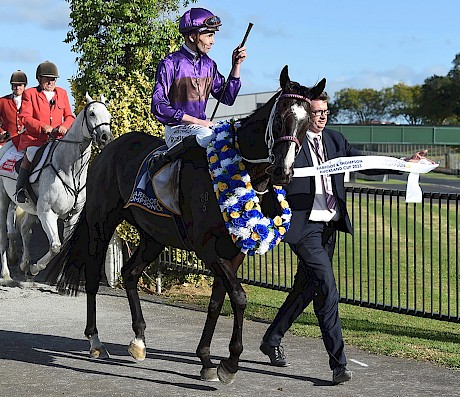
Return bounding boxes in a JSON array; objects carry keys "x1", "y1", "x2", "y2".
[
  {"x1": 242, "y1": 92, "x2": 311, "y2": 164},
  {"x1": 83, "y1": 100, "x2": 111, "y2": 140}
]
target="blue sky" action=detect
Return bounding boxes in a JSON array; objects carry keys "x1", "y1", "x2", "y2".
[{"x1": 0, "y1": 0, "x2": 459, "y2": 107}]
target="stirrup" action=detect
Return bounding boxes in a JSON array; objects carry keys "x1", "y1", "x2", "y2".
[
  {"x1": 148, "y1": 154, "x2": 168, "y2": 178},
  {"x1": 15, "y1": 188, "x2": 29, "y2": 204}
]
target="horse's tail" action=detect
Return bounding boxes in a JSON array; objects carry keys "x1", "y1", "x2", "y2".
[{"x1": 46, "y1": 206, "x2": 90, "y2": 296}]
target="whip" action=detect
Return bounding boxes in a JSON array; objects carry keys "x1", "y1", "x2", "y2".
[{"x1": 210, "y1": 22, "x2": 254, "y2": 121}]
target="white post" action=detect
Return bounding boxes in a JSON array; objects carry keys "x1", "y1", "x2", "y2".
[
  {"x1": 156, "y1": 271, "x2": 162, "y2": 294},
  {"x1": 105, "y1": 231, "x2": 123, "y2": 287}
]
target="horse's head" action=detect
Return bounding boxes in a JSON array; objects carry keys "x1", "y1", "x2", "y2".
[
  {"x1": 267, "y1": 65, "x2": 326, "y2": 185},
  {"x1": 82, "y1": 93, "x2": 113, "y2": 149}
]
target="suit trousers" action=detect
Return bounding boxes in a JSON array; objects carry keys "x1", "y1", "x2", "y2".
[{"x1": 262, "y1": 221, "x2": 347, "y2": 370}]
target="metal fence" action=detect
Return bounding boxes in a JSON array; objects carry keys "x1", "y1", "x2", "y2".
[{"x1": 157, "y1": 187, "x2": 460, "y2": 323}]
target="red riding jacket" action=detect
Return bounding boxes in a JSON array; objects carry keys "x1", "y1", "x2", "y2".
[
  {"x1": 0, "y1": 94, "x2": 24, "y2": 140},
  {"x1": 18, "y1": 86, "x2": 75, "y2": 151}
]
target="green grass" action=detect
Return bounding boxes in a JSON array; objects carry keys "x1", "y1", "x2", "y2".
[{"x1": 162, "y1": 284, "x2": 460, "y2": 370}]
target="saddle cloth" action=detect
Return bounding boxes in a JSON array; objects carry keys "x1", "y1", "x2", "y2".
[{"x1": 0, "y1": 141, "x2": 52, "y2": 182}]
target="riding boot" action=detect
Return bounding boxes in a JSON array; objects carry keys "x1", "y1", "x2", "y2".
[
  {"x1": 148, "y1": 135, "x2": 200, "y2": 178},
  {"x1": 15, "y1": 157, "x2": 31, "y2": 203}
]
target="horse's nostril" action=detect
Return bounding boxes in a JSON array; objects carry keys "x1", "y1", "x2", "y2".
[{"x1": 101, "y1": 134, "x2": 107, "y2": 142}]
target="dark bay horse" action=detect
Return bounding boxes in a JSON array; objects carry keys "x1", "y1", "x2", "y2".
[{"x1": 46, "y1": 66, "x2": 325, "y2": 384}]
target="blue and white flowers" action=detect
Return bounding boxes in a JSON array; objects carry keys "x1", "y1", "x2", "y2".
[{"x1": 207, "y1": 120, "x2": 292, "y2": 256}]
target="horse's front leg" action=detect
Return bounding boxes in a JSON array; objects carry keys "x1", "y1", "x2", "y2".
[
  {"x1": 30, "y1": 209, "x2": 61, "y2": 275},
  {"x1": 196, "y1": 276, "x2": 226, "y2": 382},
  {"x1": 213, "y1": 253, "x2": 246, "y2": 385}
]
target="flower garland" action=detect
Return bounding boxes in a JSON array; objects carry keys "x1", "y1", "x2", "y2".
[{"x1": 206, "y1": 120, "x2": 292, "y2": 256}]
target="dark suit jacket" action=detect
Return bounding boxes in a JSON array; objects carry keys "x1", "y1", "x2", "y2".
[{"x1": 283, "y1": 127, "x2": 362, "y2": 244}]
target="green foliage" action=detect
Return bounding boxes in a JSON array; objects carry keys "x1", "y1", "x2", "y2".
[
  {"x1": 331, "y1": 87, "x2": 388, "y2": 124},
  {"x1": 385, "y1": 83, "x2": 422, "y2": 125},
  {"x1": 65, "y1": 0, "x2": 184, "y2": 96}
]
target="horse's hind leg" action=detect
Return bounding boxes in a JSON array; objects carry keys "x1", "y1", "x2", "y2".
[
  {"x1": 196, "y1": 276, "x2": 226, "y2": 381},
  {"x1": 121, "y1": 230, "x2": 164, "y2": 362},
  {"x1": 6, "y1": 203, "x2": 19, "y2": 266},
  {"x1": 18, "y1": 212, "x2": 36, "y2": 274},
  {"x1": 0, "y1": 188, "x2": 12, "y2": 280}
]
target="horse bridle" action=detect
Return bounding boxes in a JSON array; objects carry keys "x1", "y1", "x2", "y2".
[
  {"x1": 241, "y1": 92, "x2": 311, "y2": 164},
  {"x1": 55, "y1": 100, "x2": 111, "y2": 145}
]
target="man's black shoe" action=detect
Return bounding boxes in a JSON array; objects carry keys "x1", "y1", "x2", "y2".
[
  {"x1": 260, "y1": 342, "x2": 289, "y2": 367},
  {"x1": 332, "y1": 365, "x2": 352, "y2": 384}
]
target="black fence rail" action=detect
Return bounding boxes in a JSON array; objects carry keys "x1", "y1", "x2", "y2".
[{"x1": 158, "y1": 187, "x2": 460, "y2": 323}]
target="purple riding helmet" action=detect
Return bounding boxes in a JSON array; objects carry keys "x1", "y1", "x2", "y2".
[{"x1": 179, "y1": 8, "x2": 222, "y2": 34}]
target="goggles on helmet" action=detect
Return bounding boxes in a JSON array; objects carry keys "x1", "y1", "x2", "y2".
[{"x1": 200, "y1": 15, "x2": 221, "y2": 29}]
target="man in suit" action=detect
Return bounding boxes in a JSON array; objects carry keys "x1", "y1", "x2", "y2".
[{"x1": 259, "y1": 91, "x2": 388, "y2": 384}]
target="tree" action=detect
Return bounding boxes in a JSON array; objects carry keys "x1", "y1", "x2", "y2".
[
  {"x1": 330, "y1": 88, "x2": 388, "y2": 124},
  {"x1": 386, "y1": 83, "x2": 423, "y2": 125},
  {"x1": 417, "y1": 74, "x2": 458, "y2": 124},
  {"x1": 66, "y1": 0, "x2": 194, "y2": 139}
]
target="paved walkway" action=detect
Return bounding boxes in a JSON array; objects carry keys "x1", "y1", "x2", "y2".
[{"x1": 0, "y1": 281, "x2": 458, "y2": 397}]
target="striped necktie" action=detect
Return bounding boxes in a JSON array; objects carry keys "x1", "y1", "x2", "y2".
[{"x1": 313, "y1": 136, "x2": 336, "y2": 211}]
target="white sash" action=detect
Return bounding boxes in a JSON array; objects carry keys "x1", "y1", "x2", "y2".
[{"x1": 293, "y1": 156, "x2": 439, "y2": 203}]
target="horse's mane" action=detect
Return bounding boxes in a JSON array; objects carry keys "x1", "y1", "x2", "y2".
[{"x1": 239, "y1": 90, "x2": 280, "y2": 124}]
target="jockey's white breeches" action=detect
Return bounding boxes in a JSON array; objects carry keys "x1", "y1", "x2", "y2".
[{"x1": 165, "y1": 124, "x2": 214, "y2": 148}]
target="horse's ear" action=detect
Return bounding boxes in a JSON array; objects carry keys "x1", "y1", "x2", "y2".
[
  {"x1": 279, "y1": 65, "x2": 290, "y2": 90},
  {"x1": 100, "y1": 94, "x2": 107, "y2": 104},
  {"x1": 85, "y1": 92, "x2": 93, "y2": 103},
  {"x1": 310, "y1": 78, "x2": 327, "y2": 99}
]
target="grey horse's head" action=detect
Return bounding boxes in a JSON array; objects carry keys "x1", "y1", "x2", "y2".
[{"x1": 83, "y1": 93, "x2": 113, "y2": 149}]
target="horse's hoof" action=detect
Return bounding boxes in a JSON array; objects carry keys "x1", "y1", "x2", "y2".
[
  {"x1": 90, "y1": 346, "x2": 110, "y2": 359},
  {"x1": 30, "y1": 263, "x2": 46, "y2": 276},
  {"x1": 200, "y1": 367, "x2": 219, "y2": 382},
  {"x1": 128, "y1": 338, "x2": 146, "y2": 361},
  {"x1": 19, "y1": 261, "x2": 29, "y2": 273},
  {"x1": 217, "y1": 362, "x2": 237, "y2": 385}
]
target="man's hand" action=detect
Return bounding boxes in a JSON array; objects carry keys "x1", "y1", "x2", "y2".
[
  {"x1": 404, "y1": 149, "x2": 436, "y2": 164},
  {"x1": 232, "y1": 46, "x2": 247, "y2": 66}
]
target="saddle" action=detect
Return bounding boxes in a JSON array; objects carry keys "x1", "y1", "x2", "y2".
[
  {"x1": 125, "y1": 147, "x2": 193, "y2": 250},
  {"x1": 0, "y1": 140, "x2": 56, "y2": 205}
]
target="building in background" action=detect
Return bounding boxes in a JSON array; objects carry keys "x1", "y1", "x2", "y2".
[{"x1": 206, "y1": 91, "x2": 276, "y2": 121}]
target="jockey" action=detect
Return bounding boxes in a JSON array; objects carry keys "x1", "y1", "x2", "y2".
[
  {"x1": 149, "y1": 7, "x2": 247, "y2": 176},
  {"x1": 0, "y1": 70, "x2": 28, "y2": 145},
  {"x1": 15, "y1": 61, "x2": 75, "y2": 203}
]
